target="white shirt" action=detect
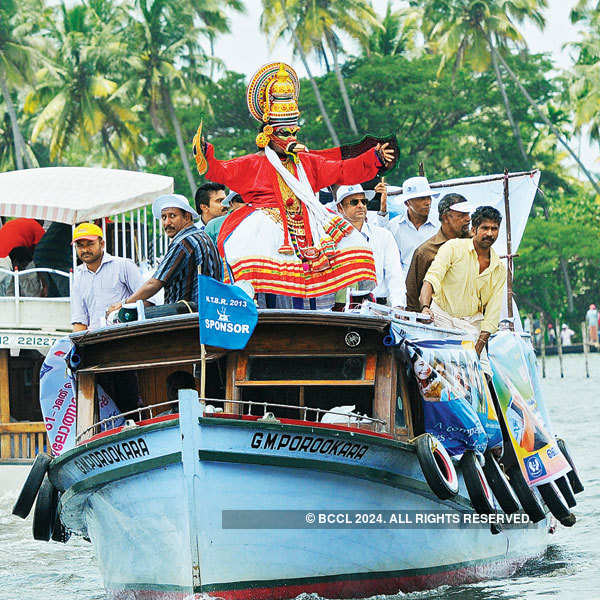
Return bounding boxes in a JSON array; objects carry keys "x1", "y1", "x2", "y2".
[
  {"x1": 560, "y1": 328, "x2": 575, "y2": 346},
  {"x1": 361, "y1": 221, "x2": 406, "y2": 308},
  {"x1": 71, "y1": 252, "x2": 145, "y2": 329},
  {"x1": 389, "y1": 212, "x2": 439, "y2": 272}
]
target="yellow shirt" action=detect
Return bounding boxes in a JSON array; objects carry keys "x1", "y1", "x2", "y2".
[{"x1": 423, "y1": 238, "x2": 507, "y2": 334}]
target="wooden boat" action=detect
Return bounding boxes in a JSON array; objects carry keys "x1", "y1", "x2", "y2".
[{"x1": 39, "y1": 310, "x2": 553, "y2": 600}]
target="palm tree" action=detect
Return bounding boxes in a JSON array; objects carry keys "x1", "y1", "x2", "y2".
[
  {"x1": 294, "y1": 0, "x2": 379, "y2": 136},
  {"x1": 261, "y1": 0, "x2": 340, "y2": 146},
  {"x1": 124, "y1": 0, "x2": 213, "y2": 195},
  {"x1": 264, "y1": 0, "x2": 377, "y2": 137},
  {"x1": 420, "y1": 0, "x2": 600, "y2": 195},
  {"x1": 0, "y1": 104, "x2": 38, "y2": 170},
  {"x1": 0, "y1": 0, "x2": 38, "y2": 169},
  {"x1": 568, "y1": 2, "x2": 600, "y2": 148},
  {"x1": 25, "y1": 3, "x2": 140, "y2": 165},
  {"x1": 362, "y1": 2, "x2": 421, "y2": 58},
  {"x1": 187, "y1": 0, "x2": 245, "y2": 80}
]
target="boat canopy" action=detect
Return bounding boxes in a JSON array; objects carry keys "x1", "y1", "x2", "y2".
[{"x1": 0, "y1": 167, "x2": 173, "y2": 224}]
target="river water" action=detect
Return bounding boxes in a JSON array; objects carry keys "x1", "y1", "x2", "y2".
[{"x1": 1, "y1": 353, "x2": 597, "y2": 600}]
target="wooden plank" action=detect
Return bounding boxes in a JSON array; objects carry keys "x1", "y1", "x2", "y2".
[
  {"x1": 235, "y1": 380, "x2": 375, "y2": 387},
  {"x1": 0, "y1": 349, "x2": 10, "y2": 459},
  {"x1": 0, "y1": 422, "x2": 46, "y2": 433},
  {"x1": 373, "y1": 350, "x2": 393, "y2": 433},
  {"x1": 37, "y1": 432, "x2": 45, "y2": 454},
  {"x1": 225, "y1": 354, "x2": 240, "y2": 415},
  {"x1": 364, "y1": 354, "x2": 376, "y2": 381},
  {"x1": 235, "y1": 353, "x2": 248, "y2": 382},
  {"x1": 77, "y1": 373, "x2": 96, "y2": 441}
]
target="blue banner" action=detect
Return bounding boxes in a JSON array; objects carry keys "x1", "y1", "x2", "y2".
[
  {"x1": 198, "y1": 274, "x2": 258, "y2": 350},
  {"x1": 404, "y1": 339, "x2": 498, "y2": 456}
]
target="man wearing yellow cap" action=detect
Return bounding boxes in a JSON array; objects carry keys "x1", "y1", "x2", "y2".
[{"x1": 71, "y1": 223, "x2": 146, "y2": 331}]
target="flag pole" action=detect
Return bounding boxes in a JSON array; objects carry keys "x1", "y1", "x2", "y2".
[
  {"x1": 198, "y1": 266, "x2": 206, "y2": 399},
  {"x1": 200, "y1": 344, "x2": 206, "y2": 399}
]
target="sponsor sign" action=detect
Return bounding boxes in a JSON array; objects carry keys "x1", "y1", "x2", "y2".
[
  {"x1": 39, "y1": 337, "x2": 76, "y2": 456},
  {"x1": 488, "y1": 330, "x2": 570, "y2": 486},
  {"x1": 198, "y1": 274, "x2": 258, "y2": 350}
]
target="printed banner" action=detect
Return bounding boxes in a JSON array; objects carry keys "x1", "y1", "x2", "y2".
[
  {"x1": 198, "y1": 274, "x2": 258, "y2": 350},
  {"x1": 39, "y1": 337, "x2": 76, "y2": 457},
  {"x1": 97, "y1": 384, "x2": 125, "y2": 431},
  {"x1": 405, "y1": 339, "x2": 501, "y2": 456},
  {"x1": 488, "y1": 330, "x2": 570, "y2": 486}
]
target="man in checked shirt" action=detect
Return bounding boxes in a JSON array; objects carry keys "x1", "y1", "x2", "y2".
[{"x1": 107, "y1": 194, "x2": 222, "y2": 314}]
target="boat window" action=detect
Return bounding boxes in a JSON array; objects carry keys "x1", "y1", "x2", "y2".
[
  {"x1": 239, "y1": 385, "x2": 373, "y2": 422},
  {"x1": 248, "y1": 355, "x2": 365, "y2": 381}
]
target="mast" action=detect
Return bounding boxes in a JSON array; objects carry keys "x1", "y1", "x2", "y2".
[{"x1": 503, "y1": 168, "x2": 515, "y2": 330}]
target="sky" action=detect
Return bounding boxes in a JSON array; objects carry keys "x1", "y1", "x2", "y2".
[{"x1": 214, "y1": 0, "x2": 598, "y2": 173}]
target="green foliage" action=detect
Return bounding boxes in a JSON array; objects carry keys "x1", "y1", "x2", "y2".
[{"x1": 0, "y1": 0, "x2": 599, "y2": 321}]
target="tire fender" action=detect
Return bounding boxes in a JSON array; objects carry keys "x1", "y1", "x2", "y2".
[
  {"x1": 460, "y1": 450, "x2": 496, "y2": 515},
  {"x1": 12, "y1": 453, "x2": 52, "y2": 519},
  {"x1": 32, "y1": 476, "x2": 58, "y2": 542},
  {"x1": 482, "y1": 450, "x2": 520, "y2": 515},
  {"x1": 414, "y1": 434, "x2": 459, "y2": 500}
]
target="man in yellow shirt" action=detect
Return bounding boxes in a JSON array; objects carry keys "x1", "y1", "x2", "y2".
[{"x1": 419, "y1": 206, "x2": 506, "y2": 359}]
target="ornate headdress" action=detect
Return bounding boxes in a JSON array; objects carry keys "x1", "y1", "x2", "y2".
[{"x1": 247, "y1": 62, "x2": 300, "y2": 148}]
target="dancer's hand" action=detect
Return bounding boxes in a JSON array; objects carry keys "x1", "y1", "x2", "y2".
[{"x1": 375, "y1": 142, "x2": 395, "y2": 167}]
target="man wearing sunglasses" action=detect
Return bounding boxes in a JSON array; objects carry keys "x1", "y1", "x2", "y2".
[{"x1": 335, "y1": 185, "x2": 406, "y2": 309}]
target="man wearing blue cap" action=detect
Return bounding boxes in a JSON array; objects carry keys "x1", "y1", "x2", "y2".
[{"x1": 107, "y1": 194, "x2": 221, "y2": 312}]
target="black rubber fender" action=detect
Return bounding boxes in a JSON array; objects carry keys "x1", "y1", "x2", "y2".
[
  {"x1": 482, "y1": 450, "x2": 520, "y2": 515},
  {"x1": 32, "y1": 477, "x2": 58, "y2": 541},
  {"x1": 507, "y1": 466, "x2": 546, "y2": 523},
  {"x1": 556, "y1": 438, "x2": 584, "y2": 494},
  {"x1": 12, "y1": 453, "x2": 51, "y2": 519},
  {"x1": 555, "y1": 475, "x2": 577, "y2": 508},
  {"x1": 460, "y1": 451, "x2": 496, "y2": 515},
  {"x1": 414, "y1": 434, "x2": 459, "y2": 500},
  {"x1": 538, "y1": 481, "x2": 576, "y2": 527}
]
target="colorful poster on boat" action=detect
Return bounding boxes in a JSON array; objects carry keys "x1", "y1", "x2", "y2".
[
  {"x1": 198, "y1": 274, "x2": 258, "y2": 350},
  {"x1": 405, "y1": 339, "x2": 500, "y2": 455},
  {"x1": 488, "y1": 330, "x2": 570, "y2": 486},
  {"x1": 39, "y1": 337, "x2": 76, "y2": 457}
]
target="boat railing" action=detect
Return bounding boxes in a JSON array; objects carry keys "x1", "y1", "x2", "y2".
[
  {"x1": 76, "y1": 397, "x2": 387, "y2": 443},
  {"x1": 0, "y1": 267, "x2": 72, "y2": 331}
]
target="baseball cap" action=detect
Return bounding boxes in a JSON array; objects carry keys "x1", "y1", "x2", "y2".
[
  {"x1": 401, "y1": 176, "x2": 440, "y2": 202},
  {"x1": 72, "y1": 222, "x2": 103, "y2": 244},
  {"x1": 438, "y1": 193, "x2": 476, "y2": 218}
]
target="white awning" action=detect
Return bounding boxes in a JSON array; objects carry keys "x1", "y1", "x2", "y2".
[{"x1": 0, "y1": 167, "x2": 174, "y2": 224}]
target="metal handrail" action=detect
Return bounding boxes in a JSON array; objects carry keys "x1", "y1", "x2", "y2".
[{"x1": 76, "y1": 397, "x2": 387, "y2": 442}]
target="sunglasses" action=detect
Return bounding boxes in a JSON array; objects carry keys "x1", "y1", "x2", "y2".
[{"x1": 347, "y1": 197, "x2": 368, "y2": 206}]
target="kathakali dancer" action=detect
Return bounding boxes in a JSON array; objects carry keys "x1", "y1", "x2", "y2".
[{"x1": 192, "y1": 62, "x2": 397, "y2": 301}]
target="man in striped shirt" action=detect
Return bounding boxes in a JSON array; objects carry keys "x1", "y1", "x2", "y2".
[{"x1": 107, "y1": 194, "x2": 221, "y2": 313}]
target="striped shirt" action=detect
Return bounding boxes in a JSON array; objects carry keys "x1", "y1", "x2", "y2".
[{"x1": 153, "y1": 225, "x2": 221, "y2": 304}]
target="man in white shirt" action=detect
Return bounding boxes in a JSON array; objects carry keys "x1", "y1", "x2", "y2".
[
  {"x1": 336, "y1": 184, "x2": 406, "y2": 308},
  {"x1": 388, "y1": 176, "x2": 440, "y2": 272},
  {"x1": 194, "y1": 182, "x2": 227, "y2": 230},
  {"x1": 71, "y1": 223, "x2": 146, "y2": 331}
]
